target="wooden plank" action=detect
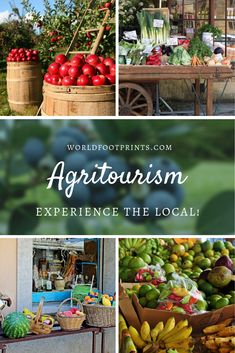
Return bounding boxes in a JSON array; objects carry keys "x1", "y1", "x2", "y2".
[
  {"x1": 120, "y1": 67, "x2": 233, "y2": 81},
  {"x1": 194, "y1": 79, "x2": 201, "y2": 116},
  {"x1": 206, "y1": 79, "x2": 213, "y2": 115}
]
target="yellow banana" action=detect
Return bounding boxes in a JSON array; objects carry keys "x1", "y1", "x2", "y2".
[
  {"x1": 129, "y1": 326, "x2": 146, "y2": 349},
  {"x1": 157, "y1": 317, "x2": 175, "y2": 343},
  {"x1": 120, "y1": 321, "x2": 128, "y2": 341},
  {"x1": 23, "y1": 307, "x2": 35, "y2": 319},
  {"x1": 143, "y1": 343, "x2": 153, "y2": 352},
  {"x1": 162, "y1": 320, "x2": 188, "y2": 342},
  {"x1": 124, "y1": 335, "x2": 138, "y2": 353},
  {"x1": 151, "y1": 322, "x2": 164, "y2": 342},
  {"x1": 175, "y1": 348, "x2": 192, "y2": 353},
  {"x1": 165, "y1": 338, "x2": 191, "y2": 349},
  {"x1": 140, "y1": 321, "x2": 152, "y2": 342},
  {"x1": 165, "y1": 326, "x2": 193, "y2": 344}
]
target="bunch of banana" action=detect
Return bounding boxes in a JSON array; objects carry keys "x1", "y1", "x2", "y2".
[
  {"x1": 119, "y1": 239, "x2": 147, "y2": 258},
  {"x1": 23, "y1": 307, "x2": 54, "y2": 325},
  {"x1": 129, "y1": 318, "x2": 193, "y2": 353},
  {"x1": 201, "y1": 318, "x2": 235, "y2": 353}
]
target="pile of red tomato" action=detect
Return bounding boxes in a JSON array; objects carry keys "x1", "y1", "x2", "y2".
[
  {"x1": 6, "y1": 48, "x2": 40, "y2": 62},
  {"x1": 44, "y1": 53, "x2": 115, "y2": 86}
]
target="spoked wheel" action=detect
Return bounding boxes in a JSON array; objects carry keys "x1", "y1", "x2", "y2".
[{"x1": 119, "y1": 82, "x2": 153, "y2": 116}]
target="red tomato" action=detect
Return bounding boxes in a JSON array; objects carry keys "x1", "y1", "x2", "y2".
[
  {"x1": 55, "y1": 54, "x2": 67, "y2": 65},
  {"x1": 77, "y1": 74, "x2": 91, "y2": 86},
  {"x1": 51, "y1": 74, "x2": 62, "y2": 85},
  {"x1": 104, "y1": 2, "x2": 111, "y2": 8},
  {"x1": 71, "y1": 57, "x2": 83, "y2": 67},
  {"x1": 32, "y1": 50, "x2": 38, "y2": 55},
  {"x1": 92, "y1": 75, "x2": 107, "y2": 86},
  {"x1": 82, "y1": 63, "x2": 96, "y2": 76},
  {"x1": 62, "y1": 76, "x2": 74, "y2": 86},
  {"x1": 48, "y1": 62, "x2": 61, "y2": 75},
  {"x1": 103, "y1": 57, "x2": 115, "y2": 67},
  {"x1": 68, "y1": 66, "x2": 82, "y2": 78},
  {"x1": 59, "y1": 63, "x2": 71, "y2": 77},
  {"x1": 109, "y1": 64, "x2": 116, "y2": 75},
  {"x1": 86, "y1": 54, "x2": 100, "y2": 67},
  {"x1": 99, "y1": 56, "x2": 105, "y2": 63},
  {"x1": 105, "y1": 25, "x2": 111, "y2": 31},
  {"x1": 96, "y1": 63, "x2": 108, "y2": 75},
  {"x1": 105, "y1": 74, "x2": 115, "y2": 84}
]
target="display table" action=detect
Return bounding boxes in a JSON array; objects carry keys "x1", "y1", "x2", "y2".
[
  {"x1": 0, "y1": 326, "x2": 101, "y2": 353},
  {"x1": 119, "y1": 65, "x2": 235, "y2": 116}
]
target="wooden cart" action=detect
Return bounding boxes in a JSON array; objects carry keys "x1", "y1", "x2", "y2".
[{"x1": 119, "y1": 65, "x2": 234, "y2": 116}]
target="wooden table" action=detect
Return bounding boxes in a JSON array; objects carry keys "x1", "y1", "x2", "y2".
[
  {"x1": 0, "y1": 326, "x2": 100, "y2": 353},
  {"x1": 119, "y1": 65, "x2": 234, "y2": 116}
]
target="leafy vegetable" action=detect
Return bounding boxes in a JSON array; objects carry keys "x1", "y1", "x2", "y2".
[
  {"x1": 188, "y1": 36, "x2": 212, "y2": 59},
  {"x1": 168, "y1": 46, "x2": 191, "y2": 66}
]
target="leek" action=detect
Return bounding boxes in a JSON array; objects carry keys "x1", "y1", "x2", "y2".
[{"x1": 137, "y1": 10, "x2": 170, "y2": 45}]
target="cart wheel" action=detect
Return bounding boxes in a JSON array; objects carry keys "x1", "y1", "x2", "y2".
[{"x1": 119, "y1": 83, "x2": 153, "y2": 116}]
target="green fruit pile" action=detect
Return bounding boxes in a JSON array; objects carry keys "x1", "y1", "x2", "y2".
[
  {"x1": 168, "y1": 240, "x2": 235, "y2": 281},
  {"x1": 137, "y1": 283, "x2": 161, "y2": 309},
  {"x1": 119, "y1": 238, "x2": 170, "y2": 282}
]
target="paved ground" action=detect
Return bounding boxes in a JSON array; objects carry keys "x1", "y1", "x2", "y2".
[{"x1": 157, "y1": 101, "x2": 235, "y2": 116}]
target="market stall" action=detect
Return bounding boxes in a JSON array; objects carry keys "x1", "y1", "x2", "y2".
[
  {"x1": 0, "y1": 238, "x2": 115, "y2": 353},
  {"x1": 119, "y1": 64, "x2": 234, "y2": 115},
  {"x1": 119, "y1": 238, "x2": 235, "y2": 353},
  {"x1": 119, "y1": 0, "x2": 235, "y2": 116}
]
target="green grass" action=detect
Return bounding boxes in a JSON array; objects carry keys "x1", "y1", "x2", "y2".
[{"x1": 0, "y1": 72, "x2": 38, "y2": 116}]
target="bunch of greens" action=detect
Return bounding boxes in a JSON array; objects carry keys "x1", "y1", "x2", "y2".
[
  {"x1": 198, "y1": 24, "x2": 222, "y2": 39},
  {"x1": 137, "y1": 10, "x2": 170, "y2": 45},
  {"x1": 119, "y1": 0, "x2": 148, "y2": 28},
  {"x1": 168, "y1": 46, "x2": 191, "y2": 65},
  {"x1": 188, "y1": 36, "x2": 212, "y2": 59}
]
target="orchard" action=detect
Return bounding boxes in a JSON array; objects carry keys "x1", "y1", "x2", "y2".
[{"x1": 0, "y1": 0, "x2": 115, "y2": 116}]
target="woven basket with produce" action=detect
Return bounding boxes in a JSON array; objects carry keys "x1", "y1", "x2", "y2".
[
  {"x1": 25, "y1": 297, "x2": 54, "y2": 335},
  {"x1": 83, "y1": 291, "x2": 116, "y2": 327},
  {"x1": 56, "y1": 298, "x2": 85, "y2": 331}
]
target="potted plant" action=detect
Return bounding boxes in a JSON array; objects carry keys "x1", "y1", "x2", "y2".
[
  {"x1": 198, "y1": 24, "x2": 222, "y2": 50},
  {"x1": 198, "y1": 24, "x2": 222, "y2": 39}
]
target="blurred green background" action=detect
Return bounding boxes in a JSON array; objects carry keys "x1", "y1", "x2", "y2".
[{"x1": 0, "y1": 119, "x2": 234, "y2": 235}]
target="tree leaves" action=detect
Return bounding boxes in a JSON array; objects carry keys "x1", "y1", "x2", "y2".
[
  {"x1": 196, "y1": 191, "x2": 235, "y2": 235},
  {"x1": 8, "y1": 203, "x2": 39, "y2": 235}
]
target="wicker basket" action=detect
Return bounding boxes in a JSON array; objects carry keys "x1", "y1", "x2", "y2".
[
  {"x1": 83, "y1": 303, "x2": 115, "y2": 327},
  {"x1": 30, "y1": 297, "x2": 54, "y2": 335},
  {"x1": 56, "y1": 298, "x2": 86, "y2": 331}
]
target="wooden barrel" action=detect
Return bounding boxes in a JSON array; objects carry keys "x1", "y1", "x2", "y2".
[
  {"x1": 41, "y1": 83, "x2": 115, "y2": 116},
  {"x1": 7, "y1": 62, "x2": 43, "y2": 113}
]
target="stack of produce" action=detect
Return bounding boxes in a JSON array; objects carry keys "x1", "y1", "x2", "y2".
[
  {"x1": 83, "y1": 291, "x2": 116, "y2": 307},
  {"x1": 119, "y1": 238, "x2": 171, "y2": 283},
  {"x1": 6, "y1": 48, "x2": 40, "y2": 62},
  {"x1": 44, "y1": 53, "x2": 115, "y2": 87},
  {"x1": 120, "y1": 238, "x2": 235, "y2": 312},
  {"x1": 201, "y1": 318, "x2": 235, "y2": 353},
  {"x1": 120, "y1": 34, "x2": 233, "y2": 66},
  {"x1": 23, "y1": 307, "x2": 54, "y2": 325},
  {"x1": 120, "y1": 315, "x2": 194, "y2": 353}
]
